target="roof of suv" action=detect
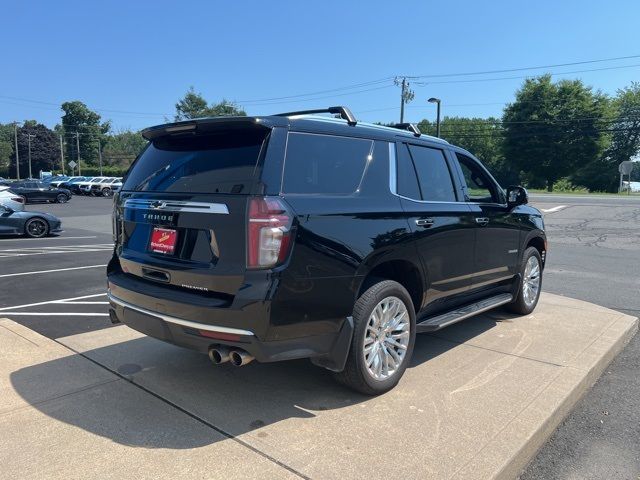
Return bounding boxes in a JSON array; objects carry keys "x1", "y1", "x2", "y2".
[{"x1": 141, "y1": 106, "x2": 448, "y2": 145}]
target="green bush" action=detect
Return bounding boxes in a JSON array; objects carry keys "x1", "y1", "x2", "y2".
[{"x1": 552, "y1": 178, "x2": 589, "y2": 193}]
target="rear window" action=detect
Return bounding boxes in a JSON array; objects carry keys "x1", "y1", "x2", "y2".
[
  {"x1": 282, "y1": 132, "x2": 373, "y2": 194},
  {"x1": 122, "y1": 129, "x2": 268, "y2": 194}
]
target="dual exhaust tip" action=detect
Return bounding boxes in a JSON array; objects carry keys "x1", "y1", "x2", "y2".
[{"x1": 208, "y1": 346, "x2": 254, "y2": 367}]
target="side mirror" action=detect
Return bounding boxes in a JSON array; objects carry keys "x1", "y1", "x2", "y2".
[{"x1": 506, "y1": 186, "x2": 528, "y2": 208}]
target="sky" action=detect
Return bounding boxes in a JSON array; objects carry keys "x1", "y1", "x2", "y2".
[{"x1": 1, "y1": 0, "x2": 639, "y2": 132}]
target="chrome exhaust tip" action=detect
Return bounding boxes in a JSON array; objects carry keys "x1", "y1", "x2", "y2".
[
  {"x1": 229, "y1": 349, "x2": 254, "y2": 367},
  {"x1": 208, "y1": 346, "x2": 231, "y2": 365}
]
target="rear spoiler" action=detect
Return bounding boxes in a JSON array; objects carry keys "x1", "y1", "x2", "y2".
[{"x1": 141, "y1": 116, "x2": 283, "y2": 141}]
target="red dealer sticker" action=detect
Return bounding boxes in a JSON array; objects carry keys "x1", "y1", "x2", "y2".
[{"x1": 149, "y1": 228, "x2": 178, "y2": 255}]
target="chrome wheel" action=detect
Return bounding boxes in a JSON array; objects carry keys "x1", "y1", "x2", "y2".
[
  {"x1": 522, "y1": 256, "x2": 541, "y2": 306},
  {"x1": 25, "y1": 218, "x2": 48, "y2": 238},
  {"x1": 363, "y1": 296, "x2": 410, "y2": 381}
]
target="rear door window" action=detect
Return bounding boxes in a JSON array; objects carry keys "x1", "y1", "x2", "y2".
[
  {"x1": 282, "y1": 132, "x2": 373, "y2": 194},
  {"x1": 122, "y1": 129, "x2": 269, "y2": 194},
  {"x1": 404, "y1": 144, "x2": 457, "y2": 202},
  {"x1": 396, "y1": 144, "x2": 421, "y2": 200}
]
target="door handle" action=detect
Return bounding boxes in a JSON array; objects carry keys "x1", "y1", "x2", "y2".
[
  {"x1": 475, "y1": 217, "x2": 490, "y2": 226},
  {"x1": 415, "y1": 218, "x2": 435, "y2": 227}
]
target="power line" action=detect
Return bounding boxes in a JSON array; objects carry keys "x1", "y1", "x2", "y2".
[
  {"x1": 235, "y1": 77, "x2": 394, "y2": 103},
  {"x1": 406, "y1": 54, "x2": 640, "y2": 79},
  {"x1": 413, "y1": 63, "x2": 640, "y2": 86}
]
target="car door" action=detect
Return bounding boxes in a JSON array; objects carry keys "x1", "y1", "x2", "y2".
[
  {"x1": 451, "y1": 151, "x2": 520, "y2": 289},
  {"x1": 393, "y1": 142, "x2": 476, "y2": 310},
  {"x1": 18, "y1": 182, "x2": 38, "y2": 201},
  {"x1": 35, "y1": 181, "x2": 53, "y2": 201}
]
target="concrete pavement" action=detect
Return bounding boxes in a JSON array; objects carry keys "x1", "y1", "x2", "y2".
[{"x1": 1, "y1": 293, "x2": 636, "y2": 479}]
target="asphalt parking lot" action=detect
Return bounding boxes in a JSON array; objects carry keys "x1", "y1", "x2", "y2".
[{"x1": 0, "y1": 193, "x2": 638, "y2": 479}]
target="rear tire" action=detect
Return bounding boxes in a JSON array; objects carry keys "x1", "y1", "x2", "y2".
[
  {"x1": 334, "y1": 280, "x2": 416, "y2": 395},
  {"x1": 506, "y1": 246, "x2": 542, "y2": 315},
  {"x1": 102, "y1": 187, "x2": 112, "y2": 197},
  {"x1": 24, "y1": 218, "x2": 49, "y2": 238},
  {"x1": 56, "y1": 193, "x2": 68, "y2": 203}
]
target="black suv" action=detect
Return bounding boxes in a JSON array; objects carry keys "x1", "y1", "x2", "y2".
[{"x1": 107, "y1": 106, "x2": 546, "y2": 395}]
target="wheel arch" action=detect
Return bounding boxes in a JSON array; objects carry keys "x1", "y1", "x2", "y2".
[
  {"x1": 356, "y1": 259, "x2": 424, "y2": 314},
  {"x1": 525, "y1": 234, "x2": 546, "y2": 267}
]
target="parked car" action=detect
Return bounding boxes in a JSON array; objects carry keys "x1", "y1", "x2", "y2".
[
  {"x1": 75, "y1": 177, "x2": 104, "y2": 195},
  {"x1": 9, "y1": 180, "x2": 72, "y2": 204},
  {"x1": 107, "y1": 106, "x2": 546, "y2": 395},
  {"x1": 0, "y1": 186, "x2": 26, "y2": 212},
  {"x1": 47, "y1": 176, "x2": 72, "y2": 188},
  {"x1": 0, "y1": 204, "x2": 63, "y2": 238},
  {"x1": 79, "y1": 177, "x2": 108, "y2": 195},
  {"x1": 90, "y1": 177, "x2": 122, "y2": 197},
  {"x1": 58, "y1": 177, "x2": 89, "y2": 192}
]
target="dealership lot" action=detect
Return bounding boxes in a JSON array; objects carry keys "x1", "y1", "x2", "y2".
[{"x1": 0, "y1": 194, "x2": 638, "y2": 479}]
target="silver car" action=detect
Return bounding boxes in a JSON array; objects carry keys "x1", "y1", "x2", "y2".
[{"x1": 0, "y1": 186, "x2": 26, "y2": 212}]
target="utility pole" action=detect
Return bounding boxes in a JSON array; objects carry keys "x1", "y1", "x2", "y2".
[
  {"x1": 400, "y1": 78, "x2": 406, "y2": 123},
  {"x1": 23, "y1": 133, "x2": 36, "y2": 179},
  {"x1": 13, "y1": 122, "x2": 20, "y2": 180},
  {"x1": 59, "y1": 135, "x2": 65, "y2": 175},
  {"x1": 75, "y1": 132, "x2": 82, "y2": 176},
  {"x1": 395, "y1": 77, "x2": 415, "y2": 123}
]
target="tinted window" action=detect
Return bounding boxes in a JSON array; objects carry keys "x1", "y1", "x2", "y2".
[
  {"x1": 407, "y1": 145, "x2": 456, "y2": 202},
  {"x1": 396, "y1": 144, "x2": 420, "y2": 200},
  {"x1": 456, "y1": 153, "x2": 498, "y2": 203},
  {"x1": 283, "y1": 133, "x2": 372, "y2": 194},
  {"x1": 122, "y1": 129, "x2": 268, "y2": 194}
]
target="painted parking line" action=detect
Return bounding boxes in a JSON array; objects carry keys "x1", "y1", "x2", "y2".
[
  {"x1": 0, "y1": 244, "x2": 113, "y2": 258},
  {"x1": 0, "y1": 235, "x2": 97, "y2": 242},
  {"x1": 541, "y1": 205, "x2": 567, "y2": 213},
  {"x1": 3, "y1": 312, "x2": 109, "y2": 316},
  {"x1": 0, "y1": 264, "x2": 107, "y2": 278},
  {"x1": 0, "y1": 293, "x2": 107, "y2": 312}
]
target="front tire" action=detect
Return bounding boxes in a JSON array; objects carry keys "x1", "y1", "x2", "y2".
[
  {"x1": 507, "y1": 246, "x2": 543, "y2": 315},
  {"x1": 102, "y1": 187, "x2": 112, "y2": 197},
  {"x1": 56, "y1": 193, "x2": 68, "y2": 203},
  {"x1": 24, "y1": 218, "x2": 49, "y2": 238},
  {"x1": 334, "y1": 280, "x2": 416, "y2": 395}
]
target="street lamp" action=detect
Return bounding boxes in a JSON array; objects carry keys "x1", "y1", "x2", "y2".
[{"x1": 428, "y1": 97, "x2": 441, "y2": 138}]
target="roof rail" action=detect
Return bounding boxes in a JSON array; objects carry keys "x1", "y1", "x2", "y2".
[
  {"x1": 274, "y1": 106, "x2": 357, "y2": 126},
  {"x1": 389, "y1": 123, "x2": 421, "y2": 137}
]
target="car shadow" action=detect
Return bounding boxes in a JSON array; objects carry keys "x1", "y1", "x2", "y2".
[{"x1": 9, "y1": 310, "x2": 513, "y2": 450}]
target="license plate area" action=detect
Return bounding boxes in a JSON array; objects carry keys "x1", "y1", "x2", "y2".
[{"x1": 149, "y1": 227, "x2": 178, "y2": 255}]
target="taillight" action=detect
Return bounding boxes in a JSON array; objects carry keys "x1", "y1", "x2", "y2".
[
  {"x1": 11, "y1": 197, "x2": 24, "y2": 204},
  {"x1": 247, "y1": 196, "x2": 293, "y2": 269}
]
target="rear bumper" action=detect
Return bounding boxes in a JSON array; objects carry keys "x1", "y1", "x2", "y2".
[{"x1": 107, "y1": 289, "x2": 353, "y2": 371}]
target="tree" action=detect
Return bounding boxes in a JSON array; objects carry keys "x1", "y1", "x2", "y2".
[
  {"x1": 502, "y1": 75, "x2": 610, "y2": 191},
  {"x1": 103, "y1": 129, "x2": 148, "y2": 167},
  {"x1": 60, "y1": 101, "x2": 110, "y2": 167},
  {"x1": 174, "y1": 87, "x2": 246, "y2": 120},
  {"x1": 0, "y1": 123, "x2": 14, "y2": 173},
  {"x1": 573, "y1": 82, "x2": 640, "y2": 191},
  {"x1": 9, "y1": 122, "x2": 59, "y2": 177},
  {"x1": 417, "y1": 116, "x2": 515, "y2": 186}
]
